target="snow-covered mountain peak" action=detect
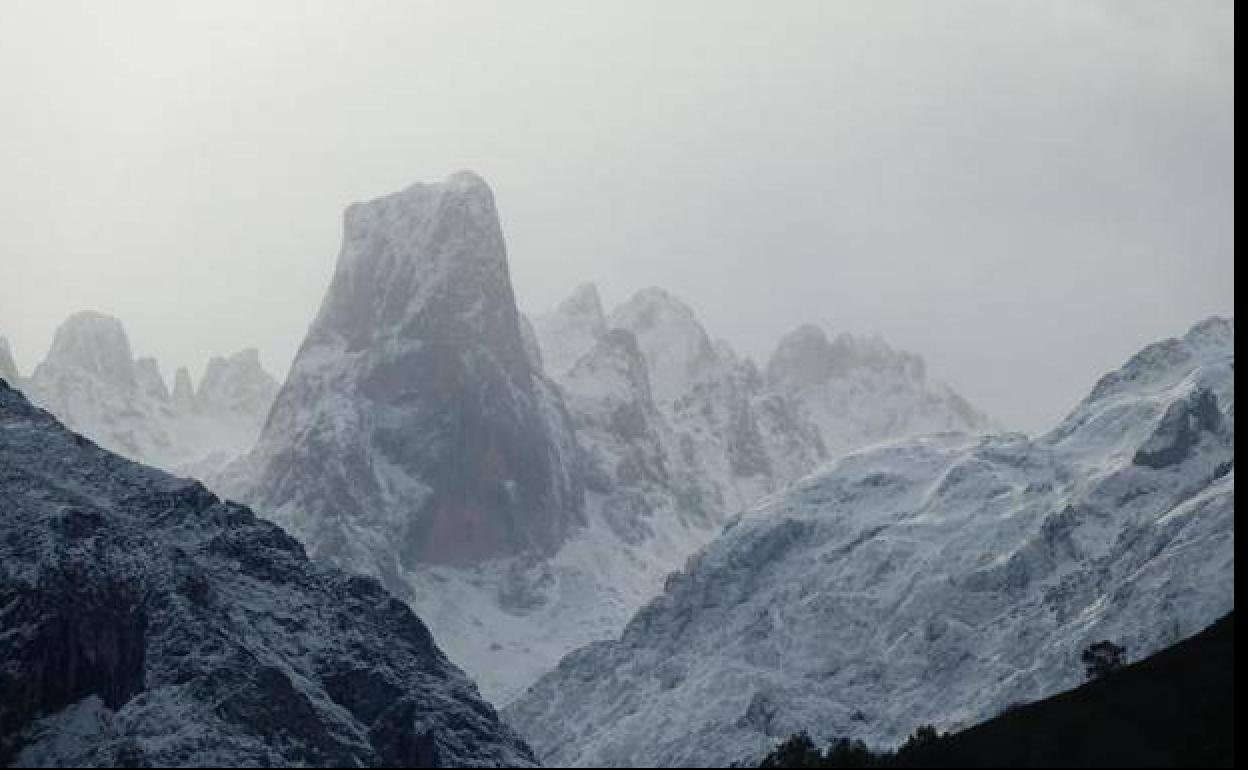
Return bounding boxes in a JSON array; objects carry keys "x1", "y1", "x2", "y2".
[
  {"x1": 36, "y1": 311, "x2": 136, "y2": 391},
  {"x1": 760, "y1": 323, "x2": 990, "y2": 456},
  {"x1": 319, "y1": 171, "x2": 526, "y2": 371},
  {"x1": 608, "y1": 287, "x2": 720, "y2": 404},
  {"x1": 532, "y1": 282, "x2": 608, "y2": 377},
  {"x1": 20, "y1": 311, "x2": 281, "y2": 480},
  {"x1": 224, "y1": 173, "x2": 584, "y2": 569},
  {"x1": 0, "y1": 336, "x2": 18, "y2": 382},
  {"x1": 196, "y1": 348, "x2": 279, "y2": 418},
  {"x1": 767, "y1": 324, "x2": 925, "y2": 388},
  {"x1": 339, "y1": 170, "x2": 501, "y2": 274},
  {"x1": 1045, "y1": 316, "x2": 1234, "y2": 463}
]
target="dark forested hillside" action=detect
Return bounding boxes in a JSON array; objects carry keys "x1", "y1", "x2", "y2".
[{"x1": 759, "y1": 612, "x2": 1235, "y2": 768}]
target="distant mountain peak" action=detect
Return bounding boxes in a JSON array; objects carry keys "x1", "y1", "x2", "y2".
[
  {"x1": 134, "y1": 357, "x2": 170, "y2": 402},
  {"x1": 559, "y1": 282, "x2": 606, "y2": 323},
  {"x1": 23, "y1": 312, "x2": 279, "y2": 478},
  {"x1": 196, "y1": 348, "x2": 279, "y2": 420},
  {"x1": 0, "y1": 336, "x2": 18, "y2": 382},
  {"x1": 37, "y1": 311, "x2": 136, "y2": 390},
  {"x1": 767, "y1": 323, "x2": 926, "y2": 387},
  {"x1": 609, "y1": 287, "x2": 719, "y2": 403},
  {"x1": 532, "y1": 283, "x2": 609, "y2": 377},
  {"x1": 230, "y1": 173, "x2": 584, "y2": 569}
]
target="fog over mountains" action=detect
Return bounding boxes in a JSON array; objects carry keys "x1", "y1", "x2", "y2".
[
  {"x1": 3, "y1": 173, "x2": 994, "y2": 706},
  {"x1": 507, "y1": 317, "x2": 1235, "y2": 767},
  {"x1": 206, "y1": 173, "x2": 994, "y2": 702},
  {"x1": 0, "y1": 172, "x2": 1233, "y2": 768},
  {"x1": 3, "y1": 312, "x2": 279, "y2": 480}
]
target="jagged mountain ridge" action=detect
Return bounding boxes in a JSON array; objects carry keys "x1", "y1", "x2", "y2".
[
  {"x1": 0, "y1": 377, "x2": 535, "y2": 767},
  {"x1": 536, "y1": 282, "x2": 991, "y2": 517},
  {"x1": 4, "y1": 173, "x2": 994, "y2": 708},
  {"x1": 505, "y1": 317, "x2": 1235, "y2": 768},
  {"x1": 13, "y1": 311, "x2": 278, "y2": 478},
  {"x1": 207, "y1": 172, "x2": 995, "y2": 705}
]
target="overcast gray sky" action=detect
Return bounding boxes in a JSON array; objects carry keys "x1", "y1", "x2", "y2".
[{"x1": 0, "y1": 0, "x2": 1234, "y2": 432}]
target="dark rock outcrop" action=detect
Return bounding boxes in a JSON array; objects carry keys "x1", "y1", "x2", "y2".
[{"x1": 0, "y1": 377, "x2": 535, "y2": 767}]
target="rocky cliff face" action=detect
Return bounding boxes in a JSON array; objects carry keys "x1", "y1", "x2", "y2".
[
  {"x1": 417, "y1": 282, "x2": 966, "y2": 704},
  {"x1": 506, "y1": 317, "x2": 1235, "y2": 768},
  {"x1": 603, "y1": 288, "x2": 823, "y2": 516},
  {"x1": 0, "y1": 378, "x2": 535, "y2": 768},
  {"x1": 224, "y1": 172, "x2": 584, "y2": 571}
]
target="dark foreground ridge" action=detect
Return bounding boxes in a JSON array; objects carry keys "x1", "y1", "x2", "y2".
[
  {"x1": 0, "y1": 377, "x2": 535, "y2": 767},
  {"x1": 759, "y1": 612, "x2": 1235, "y2": 768}
]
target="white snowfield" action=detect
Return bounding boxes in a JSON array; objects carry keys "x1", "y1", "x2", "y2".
[
  {"x1": 505, "y1": 317, "x2": 1235, "y2": 768},
  {"x1": 13, "y1": 311, "x2": 278, "y2": 478}
]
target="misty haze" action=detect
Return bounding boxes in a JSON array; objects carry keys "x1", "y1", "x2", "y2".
[{"x1": 0, "y1": 2, "x2": 1234, "y2": 768}]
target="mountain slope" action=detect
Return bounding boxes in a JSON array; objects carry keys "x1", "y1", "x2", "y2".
[
  {"x1": 759, "y1": 612, "x2": 1234, "y2": 768},
  {"x1": 506, "y1": 317, "x2": 1235, "y2": 768},
  {"x1": 0, "y1": 377, "x2": 534, "y2": 768}
]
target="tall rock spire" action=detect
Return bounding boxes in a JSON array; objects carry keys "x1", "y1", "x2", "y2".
[{"x1": 231, "y1": 172, "x2": 584, "y2": 570}]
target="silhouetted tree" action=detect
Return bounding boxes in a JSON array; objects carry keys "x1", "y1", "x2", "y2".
[
  {"x1": 894, "y1": 724, "x2": 950, "y2": 766},
  {"x1": 822, "y1": 736, "x2": 876, "y2": 767},
  {"x1": 1081, "y1": 640, "x2": 1127, "y2": 679},
  {"x1": 760, "y1": 732, "x2": 822, "y2": 768}
]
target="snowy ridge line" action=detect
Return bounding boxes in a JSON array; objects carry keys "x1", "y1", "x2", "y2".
[{"x1": 505, "y1": 316, "x2": 1234, "y2": 768}]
